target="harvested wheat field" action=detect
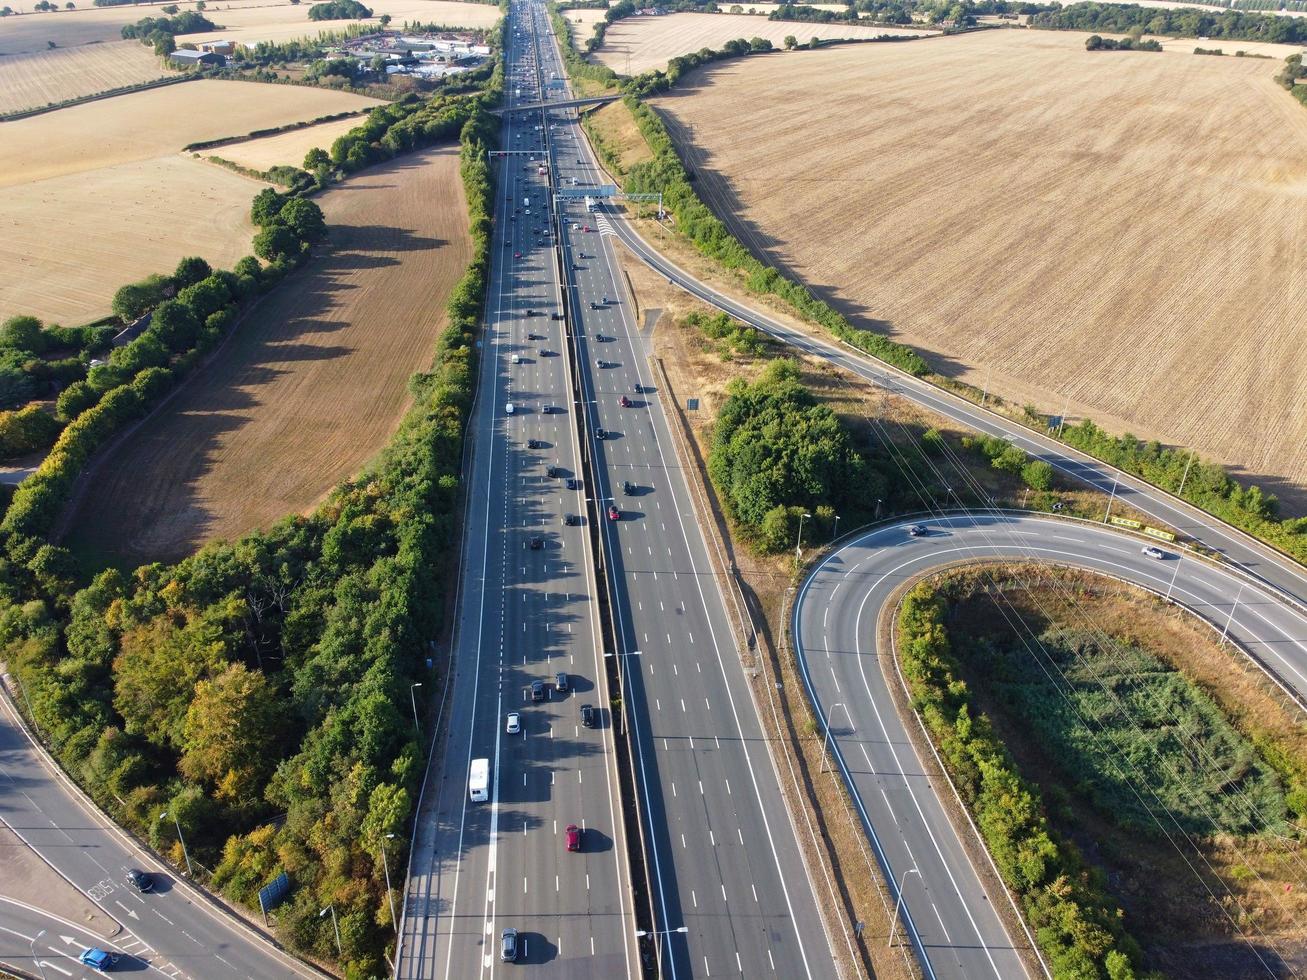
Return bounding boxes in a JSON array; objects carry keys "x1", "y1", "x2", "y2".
[
  {"x1": 0, "y1": 0, "x2": 288, "y2": 53},
  {"x1": 185, "y1": 0, "x2": 500, "y2": 47},
  {"x1": 0, "y1": 80, "x2": 382, "y2": 324},
  {"x1": 652, "y1": 30, "x2": 1307, "y2": 503},
  {"x1": 64, "y1": 145, "x2": 471, "y2": 567},
  {"x1": 0, "y1": 41, "x2": 169, "y2": 115},
  {"x1": 590, "y1": 12, "x2": 931, "y2": 74},
  {"x1": 200, "y1": 115, "x2": 373, "y2": 172}
]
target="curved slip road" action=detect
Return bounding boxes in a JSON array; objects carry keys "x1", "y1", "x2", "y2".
[
  {"x1": 0, "y1": 688, "x2": 326, "y2": 980},
  {"x1": 794, "y1": 511, "x2": 1307, "y2": 979}
]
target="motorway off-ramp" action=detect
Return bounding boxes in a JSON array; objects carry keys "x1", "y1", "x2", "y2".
[{"x1": 795, "y1": 512, "x2": 1307, "y2": 979}]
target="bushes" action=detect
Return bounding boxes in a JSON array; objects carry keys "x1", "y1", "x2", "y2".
[
  {"x1": 1058, "y1": 420, "x2": 1307, "y2": 563},
  {"x1": 1084, "y1": 33, "x2": 1162, "y2": 50},
  {"x1": 897, "y1": 584, "x2": 1144, "y2": 978},
  {"x1": 0, "y1": 406, "x2": 62, "y2": 458}
]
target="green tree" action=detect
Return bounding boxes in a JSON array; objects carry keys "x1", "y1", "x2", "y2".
[
  {"x1": 180, "y1": 663, "x2": 283, "y2": 803},
  {"x1": 153, "y1": 32, "x2": 175, "y2": 56},
  {"x1": 252, "y1": 223, "x2": 302, "y2": 262},
  {"x1": 277, "y1": 198, "x2": 326, "y2": 242},
  {"x1": 113, "y1": 612, "x2": 233, "y2": 750},
  {"x1": 379, "y1": 12, "x2": 390, "y2": 26},
  {"x1": 173, "y1": 255, "x2": 211, "y2": 289},
  {"x1": 303, "y1": 146, "x2": 330, "y2": 170},
  {"x1": 784, "y1": 34, "x2": 797, "y2": 49},
  {"x1": 250, "y1": 187, "x2": 285, "y2": 226},
  {"x1": 1022, "y1": 460, "x2": 1054, "y2": 491},
  {"x1": 55, "y1": 380, "x2": 99, "y2": 422},
  {"x1": 111, "y1": 275, "x2": 168, "y2": 323},
  {"x1": 0, "y1": 315, "x2": 45, "y2": 353}
]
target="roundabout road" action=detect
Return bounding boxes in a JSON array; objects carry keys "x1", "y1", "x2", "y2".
[{"x1": 793, "y1": 512, "x2": 1307, "y2": 980}]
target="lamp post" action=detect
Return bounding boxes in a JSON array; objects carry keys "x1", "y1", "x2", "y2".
[
  {"x1": 381, "y1": 834, "x2": 398, "y2": 934},
  {"x1": 1103, "y1": 473, "x2": 1119, "y2": 523},
  {"x1": 159, "y1": 810, "x2": 193, "y2": 877},
  {"x1": 635, "y1": 926, "x2": 689, "y2": 939},
  {"x1": 794, "y1": 512, "x2": 813, "y2": 559},
  {"x1": 820, "y1": 702, "x2": 853, "y2": 774},
  {"x1": 31, "y1": 929, "x2": 48, "y2": 980},
  {"x1": 409, "y1": 682, "x2": 423, "y2": 741},
  {"x1": 320, "y1": 905, "x2": 342, "y2": 958},
  {"x1": 831, "y1": 514, "x2": 840, "y2": 542},
  {"x1": 887, "y1": 867, "x2": 921, "y2": 948}
]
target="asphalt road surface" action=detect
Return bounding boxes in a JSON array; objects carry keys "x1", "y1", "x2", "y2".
[
  {"x1": 396, "y1": 8, "x2": 637, "y2": 978},
  {"x1": 0, "y1": 690, "x2": 323, "y2": 980},
  {"x1": 530, "y1": 5, "x2": 839, "y2": 978}
]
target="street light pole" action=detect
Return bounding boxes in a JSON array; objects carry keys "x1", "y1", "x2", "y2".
[
  {"x1": 1165, "y1": 554, "x2": 1182, "y2": 602},
  {"x1": 1220, "y1": 584, "x2": 1244, "y2": 646},
  {"x1": 160, "y1": 810, "x2": 193, "y2": 877},
  {"x1": 409, "y1": 682, "x2": 423, "y2": 741},
  {"x1": 31, "y1": 929, "x2": 48, "y2": 980},
  {"x1": 1103, "y1": 473, "x2": 1119, "y2": 523},
  {"x1": 794, "y1": 512, "x2": 813, "y2": 559},
  {"x1": 820, "y1": 702, "x2": 853, "y2": 774},
  {"x1": 1177, "y1": 448, "x2": 1197, "y2": 496},
  {"x1": 887, "y1": 867, "x2": 921, "y2": 948},
  {"x1": 381, "y1": 834, "x2": 398, "y2": 934},
  {"x1": 831, "y1": 513, "x2": 840, "y2": 542},
  {"x1": 320, "y1": 905, "x2": 342, "y2": 957}
]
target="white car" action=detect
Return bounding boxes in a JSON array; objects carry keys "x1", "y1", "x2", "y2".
[
  {"x1": 506, "y1": 712, "x2": 521, "y2": 735},
  {"x1": 1141, "y1": 545, "x2": 1168, "y2": 560},
  {"x1": 511, "y1": 353, "x2": 521, "y2": 364},
  {"x1": 505, "y1": 403, "x2": 515, "y2": 415}
]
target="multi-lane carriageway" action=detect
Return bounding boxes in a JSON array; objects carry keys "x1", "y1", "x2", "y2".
[{"x1": 398, "y1": 1, "x2": 843, "y2": 977}]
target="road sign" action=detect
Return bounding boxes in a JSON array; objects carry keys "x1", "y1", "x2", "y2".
[
  {"x1": 1109, "y1": 516, "x2": 1142, "y2": 529},
  {"x1": 555, "y1": 184, "x2": 618, "y2": 200},
  {"x1": 1143, "y1": 526, "x2": 1177, "y2": 542}
]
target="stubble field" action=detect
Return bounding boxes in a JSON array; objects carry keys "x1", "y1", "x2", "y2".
[
  {"x1": 64, "y1": 144, "x2": 471, "y2": 567},
  {"x1": 200, "y1": 115, "x2": 374, "y2": 171},
  {"x1": 0, "y1": 80, "x2": 382, "y2": 325},
  {"x1": 651, "y1": 30, "x2": 1307, "y2": 504},
  {"x1": 589, "y1": 12, "x2": 932, "y2": 74},
  {"x1": 0, "y1": 41, "x2": 169, "y2": 115}
]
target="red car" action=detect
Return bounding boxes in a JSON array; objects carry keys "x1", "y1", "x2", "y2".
[
  {"x1": 607, "y1": 504, "x2": 620, "y2": 521},
  {"x1": 513, "y1": 251, "x2": 522, "y2": 259},
  {"x1": 619, "y1": 395, "x2": 631, "y2": 407},
  {"x1": 565, "y1": 824, "x2": 582, "y2": 852}
]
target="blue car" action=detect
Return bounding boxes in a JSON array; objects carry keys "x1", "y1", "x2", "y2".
[{"x1": 80, "y1": 947, "x2": 120, "y2": 972}]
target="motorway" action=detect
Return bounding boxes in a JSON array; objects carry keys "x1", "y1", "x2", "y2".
[
  {"x1": 396, "y1": 7, "x2": 637, "y2": 978},
  {"x1": 537, "y1": 3, "x2": 840, "y2": 977},
  {"x1": 401, "y1": 1, "x2": 841, "y2": 977},
  {"x1": 794, "y1": 512, "x2": 1307, "y2": 979},
  {"x1": 0, "y1": 689, "x2": 323, "y2": 980}
]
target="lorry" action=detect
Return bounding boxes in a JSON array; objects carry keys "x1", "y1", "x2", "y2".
[
  {"x1": 469, "y1": 758, "x2": 489, "y2": 802},
  {"x1": 585, "y1": 196, "x2": 598, "y2": 213}
]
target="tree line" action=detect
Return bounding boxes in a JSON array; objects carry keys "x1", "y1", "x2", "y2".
[
  {"x1": 1029, "y1": 2, "x2": 1307, "y2": 43},
  {"x1": 0, "y1": 62, "x2": 501, "y2": 979},
  {"x1": 1084, "y1": 33, "x2": 1161, "y2": 50}
]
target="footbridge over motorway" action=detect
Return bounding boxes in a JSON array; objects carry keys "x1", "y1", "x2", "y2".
[{"x1": 492, "y1": 94, "x2": 619, "y2": 115}]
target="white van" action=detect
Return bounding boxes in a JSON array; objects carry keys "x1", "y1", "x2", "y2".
[
  {"x1": 469, "y1": 758, "x2": 489, "y2": 802},
  {"x1": 511, "y1": 353, "x2": 521, "y2": 364},
  {"x1": 505, "y1": 403, "x2": 515, "y2": 415}
]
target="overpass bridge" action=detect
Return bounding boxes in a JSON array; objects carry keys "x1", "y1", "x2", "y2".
[{"x1": 491, "y1": 93, "x2": 620, "y2": 115}]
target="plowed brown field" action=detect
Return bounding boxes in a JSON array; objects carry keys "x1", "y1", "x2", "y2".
[
  {"x1": 589, "y1": 12, "x2": 931, "y2": 74},
  {"x1": 651, "y1": 30, "x2": 1307, "y2": 505},
  {"x1": 64, "y1": 144, "x2": 471, "y2": 566}
]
